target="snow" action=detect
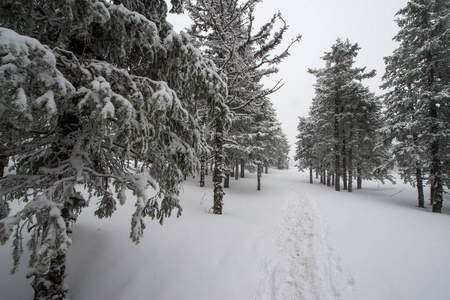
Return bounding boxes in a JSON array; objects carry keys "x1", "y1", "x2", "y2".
[
  {"x1": 1, "y1": 168, "x2": 450, "y2": 299},
  {"x1": 36, "y1": 90, "x2": 57, "y2": 113},
  {"x1": 14, "y1": 87, "x2": 27, "y2": 110}
]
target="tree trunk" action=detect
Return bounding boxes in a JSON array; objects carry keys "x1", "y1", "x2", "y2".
[
  {"x1": 326, "y1": 167, "x2": 331, "y2": 186},
  {"x1": 357, "y1": 163, "x2": 362, "y2": 189},
  {"x1": 315, "y1": 170, "x2": 319, "y2": 179},
  {"x1": 265, "y1": 164, "x2": 268, "y2": 174},
  {"x1": 200, "y1": 158, "x2": 205, "y2": 187},
  {"x1": 348, "y1": 146, "x2": 353, "y2": 193},
  {"x1": 0, "y1": 156, "x2": 7, "y2": 190},
  {"x1": 334, "y1": 153, "x2": 340, "y2": 191},
  {"x1": 416, "y1": 167, "x2": 424, "y2": 208},
  {"x1": 320, "y1": 166, "x2": 323, "y2": 184},
  {"x1": 257, "y1": 164, "x2": 262, "y2": 191},
  {"x1": 429, "y1": 98, "x2": 443, "y2": 211},
  {"x1": 0, "y1": 156, "x2": 8, "y2": 177},
  {"x1": 235, "y1": 159, "x2": 239, "y2": 180},
  {"x1": 342, "y1": 140, "x2": 347, "y2": 191},
  {"x1": 240, "y1": 159, "x2": 245, "y2": 178},
  {"x1": 334, "y1": 153, "x2": 341, "y2": 192},
  {"x1": 205, "y1": 162, "x2": 208, "y2": 176},
  {"x1": 334, "y1": 97, "x2": 341, "y2": 192},
  {"x1": 430, "y1": 138, "x2": 443, "y2": 212},
  {"x1": 0, "y1": 196, "x2": 9, "y2": 219},
  {"x1": 309, "y1": 167, "x2": 313, "y2": 184},
  {"x1": 332, "y1": 174, "x2": 335, "y2": 186},
  {"x1": 224, "y1": 171, "x2": 230, "y2": 188},
  {"x1": 431, "y1": 178, "x2": 443, "y2": 213},
  {"x1": 411, "y1": 134, "x2": 423, "y2": 207},
  {"x1": 427, "y1": 60, "x2": 443, "y2": 212},
  {"x1": 213, "y1": 119, "x2": 224, "y2": 215}
]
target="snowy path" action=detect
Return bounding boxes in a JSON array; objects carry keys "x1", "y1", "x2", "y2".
[{"x1": 254, "y1": 172, "x2": 355, "y2": 300}]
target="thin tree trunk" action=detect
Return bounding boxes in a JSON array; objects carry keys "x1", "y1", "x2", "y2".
[
  {"x1": 240, "y1": 159, "x2": 245, "y2": 178},
  {"x1": 200, "y1": 158, "x2": 205, "y2": 187},
  {"x1": 332, "y1": 174, "x2": 335, "y2": 186},
  {"x1": 0, "y1": 196, "x2": 8, "y2": 219},
  {"x1": 416, "y1": 167, "x2": 424, "y2": 208},
  {"x1": 412, "y1": 134, "x2": 423, "y2": 207},
  {"x1": 326, "y1": 167, "x2": 331, "y2": 186},
  {"x1": 257, "y1": 164, "x2": 262, "y2": 191},
  {"x1": 334, "y1": 155, "x2": 340, "y2": 191},
  {"x1": 224, "y1": 171, "x2": 230, "y2": 188},
  {"x1": 357, "y1": 163, "x2": 362, "y2": 189},
  {"x1": 315, "y1": 170, "x2": 319, "y2": 179},
  {"x1": 348, "y1": 145, "x2": 353, "y2": 193},
  {"x1": 265, "y1": 164, "x2": 268, "y2": 174},
  {"x1": 334, "y1": 96, "x2": 341, "y2": 192},
  {"x1": 0, "y1": 145, "x2": 8, "y2": 213},
  {"x1": 224, "y1": 157, "x2": 230, "y2": 188},
  {"x1": 429, "y1": 99, "x2": 443, "y2": 211},
  {"x1": 213, "y1": 119, "x2": 224, "y2": 215},
  {"x1": 320, "y1": 165, "x2": 323, "y2": 184},
  {"x1": 342, "y1": 142, "x2": 347, "y2": 191},
  {"x1": 335, "y1": 151, "x2": 340, "y2": 192},
  {"x1": 235, "y1": 159, "x2": 239, "y2": 180},
  {"x1": 309, "y1": 167, "x2": 313, "y2": 184},
  {"x1": 430, "y1": 138, "x2": 443, "y2": 212},
  {"x1": 205, "y1": 162, "x2": 208, "y2": 176},
  {"x1": 0, "y1": 156, "x2": 7, "y2": 178}
]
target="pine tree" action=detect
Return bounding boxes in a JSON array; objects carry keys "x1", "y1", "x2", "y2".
[
  {"x1": 185, "y1": 0, "x2": 300, "y2": 211},
  {"x1": 295, "y1": 117, "x2": 316, "y2": 184},
  {"x1": 0, "y1": 0, "x2": 227, "y2": 298},
  {"x1": 303, "y1": 39, "x2": 390, "y2": 191},
  {"x1": 382, "y1": 0, "x2": 450, "y2": 212}
]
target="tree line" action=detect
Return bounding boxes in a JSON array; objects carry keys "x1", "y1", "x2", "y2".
[
  {"x1": 294, "y1": 0, "x2": 449, "y2": 213},
  {"x1": 0, "y1": 0, "x2": 295, "y2": 298}
]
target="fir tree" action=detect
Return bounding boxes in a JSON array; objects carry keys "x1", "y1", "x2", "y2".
[
  {"x1": 303, "y1": 39, "x2": 390, "y2": 191},
  {"x1": 382, "y1": 0, "x2": 449, "y2": 212},
  {"x1": 295, "y1": 117, "x2": 316, "y2": 184}
]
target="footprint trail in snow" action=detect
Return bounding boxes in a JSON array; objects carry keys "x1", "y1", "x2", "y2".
[{"x1": 254, "y1": 181, "x2": 356, "y2": 300}]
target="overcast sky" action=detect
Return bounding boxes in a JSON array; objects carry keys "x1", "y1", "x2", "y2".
[{"x1": 167, "y1": 0, "x2": 409, "y2": 156}]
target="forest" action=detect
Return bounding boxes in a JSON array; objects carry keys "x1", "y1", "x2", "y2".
[{"x1": 0, "y1": 0, "x2": 448, "y2": 299}]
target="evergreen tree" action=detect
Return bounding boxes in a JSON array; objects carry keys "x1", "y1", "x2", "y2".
[
  {"x1": 302, "y1": 39, "x2": 389, "y2": 191},
  {"x1": 382, "y1": 0, "x2": 449, "y2": 212},
  {"x1": 185, "y1": 0, "x2": 300, "y2": 211},
  {"x1": 0, "y1": 0, "x2": 227, "y2": 298},
  {"x1": 295, "y1": 117, "x2": 316, "y2": 184}
]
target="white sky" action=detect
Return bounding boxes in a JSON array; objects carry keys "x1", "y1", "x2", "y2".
[{"x1": 167, "y1": 0, "x2": 409, "y2": 156}]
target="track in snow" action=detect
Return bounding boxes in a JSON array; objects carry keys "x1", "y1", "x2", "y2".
[{"x1": 254, "y1": 172, "x2": 355, "y2": 300}]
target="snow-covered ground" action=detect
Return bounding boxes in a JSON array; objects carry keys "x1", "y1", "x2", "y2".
[{"x1": 1, "y1": 168, "x2": 449, "y2": 299}]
